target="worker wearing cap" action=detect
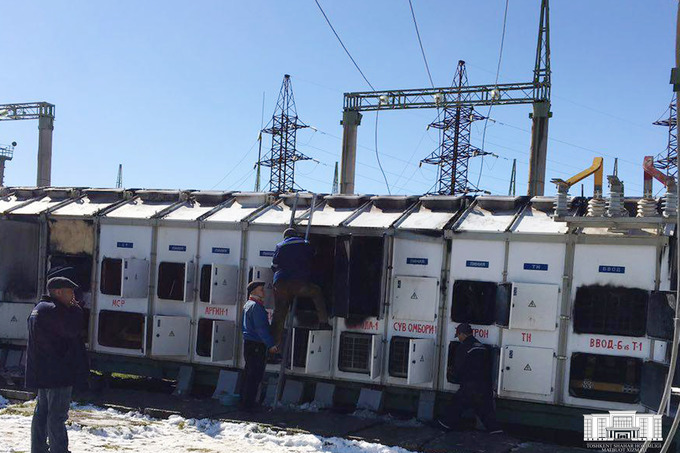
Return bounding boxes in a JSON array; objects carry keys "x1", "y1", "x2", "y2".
[
  {"x1": 270, "y1": 228, "x2": 329, "y2": 344},
  {"x1": 240, "y1": 281, "x2": 278, "y2": 411},
  {"x1": 26, "y1": 277, "x2": 88, "y2": 453},
  {"x1": 437, "y1": 323, "x2": 502, "y2": 434}
]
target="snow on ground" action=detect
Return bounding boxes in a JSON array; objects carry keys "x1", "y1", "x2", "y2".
[{"x1": 0, "y1": 401, "x2": 421, "y2": 453}]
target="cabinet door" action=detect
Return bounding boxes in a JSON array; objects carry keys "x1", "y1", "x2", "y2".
[
  {"x1": 501, "y1": 346, "x2": 553, "y2": 395},
  {"x1": 151, "y1": 315, "x2": 190, "y2": 357},
  {"x1": 392, "y1": 276, "x2": 439, "y2": 322},
  {"x1": 407, "y1": 338, "x2": 434, "y2": 385},
  {"x1": 184, "y1": 262, "x2": 195, "y2": 302},
  {"x1": 211, "y1": 320, "x2": 235, "y2": 362},
  {"x1": 210, "y1": 264, "x2": 239, "y2": 305},
  {"x1": 0, "y1": 303, "x2": 33, "y2": 340},
  {"x1": 122, "y1": 259, "x2": 150, "y2": 298},
  {"x1": 305, "y1": 330, "x2": 332, "y2": 374},
  {"x1": 251, "y1": 266, "x2": 275, "y2": 309},
  {"x1": 370, "y1": 334, "x2": 383, "y2": 380},
  {"x1": 509, "y1": 283, "x2": 559, "y2": 331}
]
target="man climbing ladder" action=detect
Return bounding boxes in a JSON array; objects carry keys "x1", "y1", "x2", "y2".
[{"x1": 270, "y1": 227, "x2": 330, "y2": 344}]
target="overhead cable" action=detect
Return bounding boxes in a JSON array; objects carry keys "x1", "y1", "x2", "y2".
[
  {"x1": 408, "y1": 0, "x2": 434, "y2": 88},
  {"x1": 313, "y1": 0, "x2": 375, "y2": 90},
  {"x1": 477, "y1": 0, "x2": 510, "y2": 189}
]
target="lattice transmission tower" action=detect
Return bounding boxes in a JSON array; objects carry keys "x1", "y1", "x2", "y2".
[
  {"x1": 421, "y1": 61, "x2": 491, "y2": 195},
  {"x1": 654, "y1": 94, "x2": 677, "y2": 178},
  {"x1": 258, "y1": 74, "x2": 311, "y2": 193}
]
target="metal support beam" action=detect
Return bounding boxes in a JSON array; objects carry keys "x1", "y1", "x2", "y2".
[
  {"x1": 37, "y1": 115, "x2": 54, "y2": 186},
  {"x1": 340, "y1": 110, "x2": 361, "y2": 194},
  {"x1": 528, "y1": 101, "x2": 550, "y2": 196}
]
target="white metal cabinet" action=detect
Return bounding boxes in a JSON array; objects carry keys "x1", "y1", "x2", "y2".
[
  {"x1": 304, "y1": 330, "x2": 333, "y2": 374},
  {"x1": 392, "y1": 276, "x2": 439, "y2": 322},
  {"x1": 508, "y1": 282, "x2": 559, "y2": 331},
  {"x1": 501, "y1": 345, "x2": 553, "y2": 395},
  {"x1": 211, "y1": 320, "x2": 235, "y2": 362},
  {"x1": 123, "y1": 258, "x2": 150, "y2": 298},
  {"x1": 152, "y1": 315, "x2": 190, "y2": 357},
  {"x1": 251, "y1": 266, "x2": 275, "y2": 308},
  {"x1": 209, "y1": 264, "x2": 239, "y2": 305},
  {"x1": 407, "y1": 338, "x2": 435, "y2": 385},
  {"x1": 0, "y1": 303, "x2": 33, "y2": 339}
]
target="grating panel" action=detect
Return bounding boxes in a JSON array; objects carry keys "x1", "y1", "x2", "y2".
[{"x1": 338, "y1": 332, "x2": 371, "y2": 374}]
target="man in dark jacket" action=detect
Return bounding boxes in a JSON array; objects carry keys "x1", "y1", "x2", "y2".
[
  {"x1": 240, "y1": 280, "x2": 278, "y2": 411},
  {"x1": 438, "y1": 323, "x2": 502, "y2": 433},
  {"x1": 26, "y1": 277, "x2": 88, "y2": 453},
  {"x1": 270, "y1": 228, "x2": 329, "y2": 344}
]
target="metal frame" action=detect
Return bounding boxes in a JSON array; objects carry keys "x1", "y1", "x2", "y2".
[{"x1": 340, "y1": 0, "x2": 551, "y2": 196}]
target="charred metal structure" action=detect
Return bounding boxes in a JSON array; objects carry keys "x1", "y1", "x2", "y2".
[
  {"x1": 422, "y1": 60, "x2": 489, "y2": 195},
  {"x1": 259, "y1": 75, "x2": 311, "y2": 193}
]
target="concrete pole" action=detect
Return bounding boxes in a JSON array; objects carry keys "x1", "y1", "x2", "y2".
[
  {"x1": 37, "y1": 115, "x2": 54, "y2": 187},
  {"x1": 340, "y1": 110, "x2": 362, "y2": 194},
  {"x1": 527, "y1": 101, "x2": 550, "y2": 196},
  {"x1": 0, "y1": 159, "x2": 5, "y2": 187}
]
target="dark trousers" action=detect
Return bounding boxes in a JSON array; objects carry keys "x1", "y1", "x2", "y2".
[
  {"x1": 272, "y1": 279, "x2": 328, "y2": 344},
  {"x1": 240, "y1": 340, "x2": 267, "y2": 409},
  {"x1": 31, "y1": 386, "x2": 72, "y2": 453},
  {"x1": 444, "y1": 384, "x2": 500, "y2": 432}
]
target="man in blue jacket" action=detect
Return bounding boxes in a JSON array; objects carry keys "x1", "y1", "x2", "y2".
[
  {"x1": 26, "y1": 277, "x2": 88, "y2": 453},
  {"x1": 241, "y1": 280, "x2": 278, "y2": 411},
  {"x1": 270, "y1": 228, "x2": 329, "y2": 344},
  {"x1": 438, "y1": 323, "x2": 502, "y2": 433}
]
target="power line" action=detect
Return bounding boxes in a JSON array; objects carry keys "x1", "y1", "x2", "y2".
[
  {"x1": 210, "y1": 137, "x2": 260, "y2": 189},
  {"x1": 477, "y1": 0, "x2": 510, "y2": 189},
  {"x1": 313, "y1": 0, "x2": 375, "y2": 91},
  {"x1": 407, "y1": 0, "x2": 434, "y2": 88},
  {"x1": 374, "y1": 110, "x2": 391, "y2": 194}
]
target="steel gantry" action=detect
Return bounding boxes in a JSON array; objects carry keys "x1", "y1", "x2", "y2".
[
  {"x1": 339, "y1": 0, "x2": 551, "y2": 196},
  {"x1": 0, "y1": 102, "x2": 55, "y2": 186}
]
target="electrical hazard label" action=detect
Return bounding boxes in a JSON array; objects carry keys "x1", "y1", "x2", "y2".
[
  {"x1": 169, "y1": 331, "x2": 175, "y2": 337},
  {"x1": 524, "y1": 364, "x2": 532, "y2": 371},
  {"x1": 528, "y1": 300, "x2": 536, "y2": 307},
  {"x1": 411, "y1": 292, "x2": 418, "y2": 300},
  {"x1": 419, "y1": 355, "x2": 425, "y2": 362},
  {"x1": 10, "y1": 316, "x2": 17, "y2": 323}
]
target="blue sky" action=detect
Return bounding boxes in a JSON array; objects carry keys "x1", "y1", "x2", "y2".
[{"x1": 0, "y1": 1, "x2": 676, "y2": 197}]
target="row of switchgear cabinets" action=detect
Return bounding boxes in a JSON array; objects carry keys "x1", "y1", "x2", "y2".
[{"x1": 100, "y1": 258, "x2": 239, "y2": 305}]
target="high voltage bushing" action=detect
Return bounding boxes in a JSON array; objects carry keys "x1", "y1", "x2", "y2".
[
  {"x1": 606, "y1": 176, "x2": 627, "y2": 217},
  {"x1": 587, "y1": 196, "x2": 606, "y2": 217},
  {"x1": 636, "y1": 197, "x2": 658, "y2": 218},
  {"x1": 553, "y1": 191, "x2": 569, "y2": 217},
  {"x1": 663, "y1": 190, "x2": 678, "y2": 218}
]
